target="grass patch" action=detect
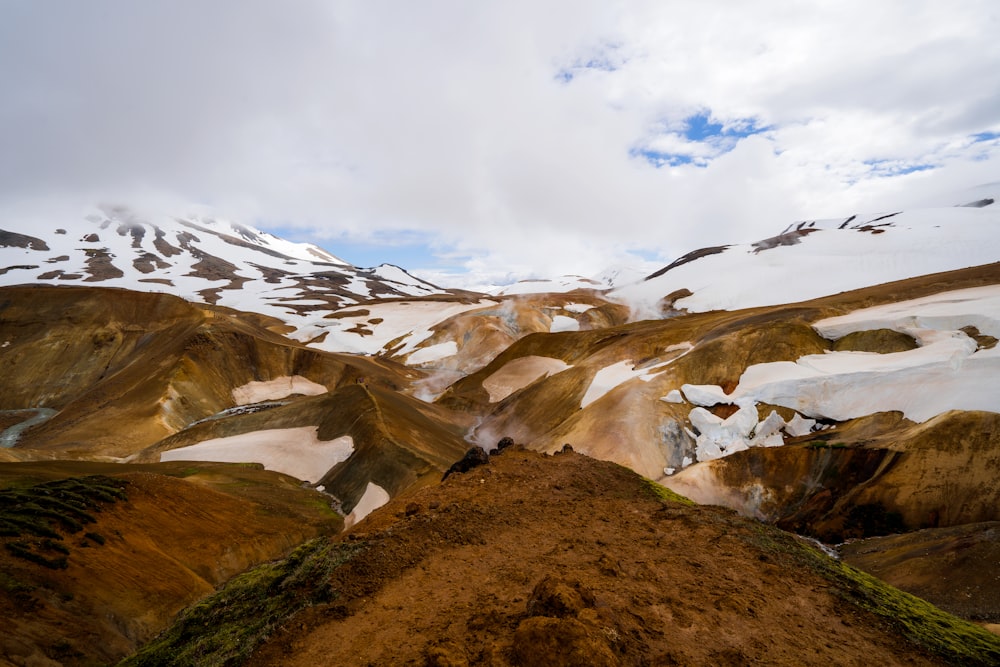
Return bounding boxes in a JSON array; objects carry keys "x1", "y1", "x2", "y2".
[
  {"x1": 805, "y1": 441, "x2": 848, "y2": 450},
  {"x1": 738, "y1": 521, "x2": 1000, "y2": 666},
  {"x1": 120, "y1": 538, "x2": 361, "y2": 667}
]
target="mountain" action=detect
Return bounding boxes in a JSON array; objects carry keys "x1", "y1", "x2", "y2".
[
  {"x1": 0, "y1": 204, "x2": 460, "y2": 339},
  {"x1": 2, "y1": 195, "x2": 1000, "y2": 664},
  {"x1": 611, "y1": 203, "x2": 1000, "y2": 316}
]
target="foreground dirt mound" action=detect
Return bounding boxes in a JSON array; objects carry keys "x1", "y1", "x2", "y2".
[{"x1": 145, "y1": 448, "x2": 996, "y2": 667}]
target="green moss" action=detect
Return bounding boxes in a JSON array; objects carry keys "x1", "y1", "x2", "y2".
[
  {"x1": 737, "y1": 523, "x2": 1000, "y2": 666},
  {"x1": 120, "y1": 538, "x2": 361, "y2": 667},
  {"x1": 641, "y1": 478, "x2": 696, "y2": 506}
]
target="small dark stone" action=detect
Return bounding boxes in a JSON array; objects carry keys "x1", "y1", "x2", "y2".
[
  {"x1": 405, "y1": 502, "x2": 421, "y2": 516},
  {"x1": 442, "y1": 446, "x2": 490, "y2": 481},
  {"x1": 496, "y1": 437, "x2": 515, "y2": 453},
  {"x1": 560, "y1": 443, "x2": 574, "y2": 454}
]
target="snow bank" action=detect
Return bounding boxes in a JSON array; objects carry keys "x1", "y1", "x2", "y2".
[
  {"x1": 482, "y1": 356, "x2": 572, "y2": 403},
  {"x1": 160, "y1": 428, "x2": 353, "y2": 483},
  {"x1": 231, "y1": 376, "x2": 328, "y2": 405},
  {"x1": 681, "y1": 285, "x2": 1000, "y2": 423}
]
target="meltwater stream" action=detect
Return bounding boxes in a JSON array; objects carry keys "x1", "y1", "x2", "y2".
[{"x1": 0, "y1": 408, "x2": 57, "y2": 448}]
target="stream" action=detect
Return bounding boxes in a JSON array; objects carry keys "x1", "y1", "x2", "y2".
[{"x1": 0, "y1": 408, "x2": 58, "y2": 448}]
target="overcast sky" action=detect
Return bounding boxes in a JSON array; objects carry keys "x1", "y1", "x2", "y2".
[{"x1": 1, "y1": 1, "x2": 998, "y2": 287}]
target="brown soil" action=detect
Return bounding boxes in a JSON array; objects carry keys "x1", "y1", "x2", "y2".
[{"x1": 250, "y1": 449, "x2": 945, "y2": 666}]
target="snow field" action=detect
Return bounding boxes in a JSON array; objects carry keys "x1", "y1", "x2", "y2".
[
  {"x1": 160, "y1": 428, "x2": 354, "y2": 483},
  {"x1": 549, "y1": 315, "x2": 580, "y2": 332},
  {"x1": 609, "y1": 207, "x2": 1000, "y2": 316}
]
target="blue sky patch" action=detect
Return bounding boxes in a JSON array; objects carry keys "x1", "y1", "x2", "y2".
[
  {"x1": 629, "y1": 148, "x2": 694, "y2": 168},
  {"x1": 970, "y1": 131, "x2": 1000, "y2": 143},
  {"x1": 863, "y1": 159, "x2": 937, "y2": 177},
  {"x1": 633, "y1": 111, "x2": 771, "y2": 168},
  {"x1": 263, "y1": 225, "x2": 450, "y2": 270}
]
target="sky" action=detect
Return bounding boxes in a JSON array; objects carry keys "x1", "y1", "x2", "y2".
[{"x1": 1, "y1": 1, "x2": 998, "y2": 289}]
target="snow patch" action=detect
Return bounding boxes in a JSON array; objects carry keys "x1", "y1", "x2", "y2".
[
  {"x1": 550, "y1": 315, "x2": 580, "y2": 333},
  {"x1": 563, "y1": 303, "x2": 596, "y2": 313},
  {"x1": 231, "y1": 376, "x2": 328, "y2": 405},
  {"x1": 344, "y1": 481, "x2": 391, "y2": 529},
  {"x1": 482, "y1": 356, "x2": 572, "y2": 403},
  {"x1": 581, "y1": 361, "x2": 644, "y2": 408},
  {"x1": 407, "y1": 341, "x2": 458, "y2": 365},
  {"x1": 160, "y1": 428, "x2": 353, "y2": 483},
  {"x1": 661, "y1": 389, "x2": 685, "y2": 403}
]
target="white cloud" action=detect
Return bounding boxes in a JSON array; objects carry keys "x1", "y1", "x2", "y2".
[{"x1": 1, "y1": 1, "x2": 998, "y2": 283}]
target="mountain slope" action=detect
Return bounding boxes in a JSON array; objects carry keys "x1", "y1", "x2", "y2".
[
  {"x1": 0, "y1": 285, "x2": 419, "y2": 459},
  {"x1": 610, "y1": 204, "x2": 1000, "y2": 316}
]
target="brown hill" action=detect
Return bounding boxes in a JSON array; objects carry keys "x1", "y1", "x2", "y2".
[
  {"x1": 0, "y1": 460, "x2": 341, "y2": 666},
  {"x1": 125, "y1": 449, "x2": 1000, "y2": 666}
]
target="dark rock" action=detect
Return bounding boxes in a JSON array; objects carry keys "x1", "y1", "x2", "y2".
[
  {"x1": 526, "y1": 575, "x2": 594, "y2": 618},
  {"x1": 442, "y1": 447, "x2": 490, "y2": 481}
]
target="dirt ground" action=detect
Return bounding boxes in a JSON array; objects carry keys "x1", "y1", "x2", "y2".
[{"x1": 250, "y1": 448, "x2": 947, "y2": 666}]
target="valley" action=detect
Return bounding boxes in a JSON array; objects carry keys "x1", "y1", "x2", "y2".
[{"x1": 1, "y1": 201, "x2": 999, "y2": 665}]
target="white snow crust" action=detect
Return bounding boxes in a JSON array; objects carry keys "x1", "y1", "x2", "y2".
[{"x1": 160, "y1": 428, "x2": 353, "y2": 483}]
